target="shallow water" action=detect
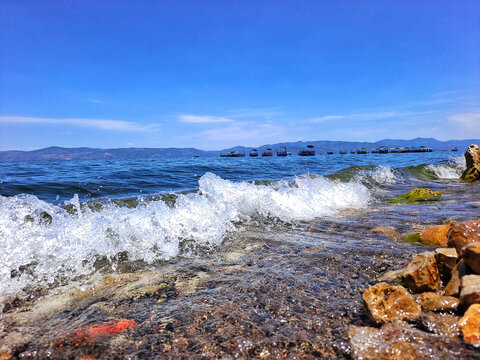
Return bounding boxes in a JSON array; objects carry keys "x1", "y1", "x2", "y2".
[{"x1": 1, "y1": 152, "x2": 480, "y2": 358}]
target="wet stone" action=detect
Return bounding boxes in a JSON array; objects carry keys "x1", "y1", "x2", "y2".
[
  {"x1": 462, "y1": 242, "x2": 480, "y2": 275},
  {"x1": 447, "y1": 220, "x2": 480, "y2": 253},
  {"x1": 434, "y1": 247, "x2": 457, "y2": 282},
  {"x1": 362, "y1": 282, "x2": 421, "y2": 323},
  {"x1": 414, "y1": 292, "x2": 459, "y2": 311},
  {"x1": 402, "y1": 252, "x2": 441, "y2": 293},
  {"x1": 458, "y1": 303, "x2": 480, "y2": 344},
  {"x1": 421, "y1": 312, "x2": 460, "y2": 339},
  {"x1": 420, "y1": 224, "x2": 451, "y2": 247},
  {"x1": 460, "y1": 274, "x2": 480, "y2": 308},
  {"x1": 371, "y1": 227, "x2": 401, "y2": 242},
  {"x1": 445, "y1": 260, "x2": 469, "y2": 297}
]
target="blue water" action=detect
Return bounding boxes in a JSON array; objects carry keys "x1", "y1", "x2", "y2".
[{"x1": 0, "y1": 152, "x2": 459, "y2": 203}]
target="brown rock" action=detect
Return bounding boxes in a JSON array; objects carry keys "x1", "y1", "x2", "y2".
[
  {"x1": 362, "y1": 282, "x2": 421, "y2": 323},
  {"x1": 378, "y1": 269, "x2": 404, "y2": 283},
  {"x1": 422, "y1": 312, "x2": 461, "y2": 338},
  {"x1": 460, "y1": 274, "x2": 480, "y2": 308},
  {"x1": 447, "y1": 220, "x2": 480, "y2": 252},
  {"x1": 434, "y1": 247, "x2": 457, "y2": 282},
  {"x1": 445, "y1": 260, "x2": 469, "y2": 296},
  {"x1": 460, "y1": 144, "x2": 480, "y2": 181},
  {"x1": 462, "y1": 242, "x2": 480, "y2": 275},
  {"x1": 458, "y1": 303, "x2": 480, "y2": 344},
  {"x1": 402, "y1": 252, "x2": 441, "y2": 293},
  {"x1": 414, "y1": 292, "x2": 459, "y2": 311},
  {"x1": 419, "y1": 224, "x2": 451, "y2": 247},
  {"x1": 371, "y1": 226, "x2": 401, "y2": 242}
]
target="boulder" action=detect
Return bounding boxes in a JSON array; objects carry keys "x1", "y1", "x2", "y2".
[
  {"x1": 388, "y1": 188, "x2": 442, "y2": 203},
  {"x1": 462, "y1": 243, "x2": 480, "y2": 274},
  {"x1": 445, "y1": 260, "x2": 469, "y2": 297},
  {"x1": 460, "y1": 275, "x2": 480, "y2": 308},
  {"x1": 447, "y1": 220, "x2": 480, "y2": 252},
  {"x1": 402, "y1": 252, "x2": 441, "y2": 293},
  {"x1": 434, "y1": 247, "x2": 458, "y2": 282},
  {"x1": 414, "y1": 292, "x2": 459, "y2": 311},
  {"x1": 419, "y1": 225, "x2": 451, "y2": 247},
  {"x1": 458, "y1": 304, "x2": 480, "y2": 344},
  {"x1": 371, "y1": 226, "x2": 401, "y2": 242},
  {"x1": 460, "y1": 144, "x2": 480, "y2": 182},
  {"x1": 362, "y1": 282, "x2": 421, "y2": 323}
]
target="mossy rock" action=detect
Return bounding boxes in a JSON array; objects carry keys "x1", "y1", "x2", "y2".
[
  {"x1": 460, "y1": 167, "x2": 480, "y2": 182},
  {"x1": 388, "y1": 188, "x2": 442, "y2": 203},
  {"x1": 404, "y1": 233, "x2": 421, "y2": 243}
]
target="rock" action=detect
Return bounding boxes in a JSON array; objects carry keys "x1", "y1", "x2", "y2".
[
  {"x1": 422, "y1": 312, "x2": 460, "y2": 339},
  {"x1": 362, "y1": 282, "x2": 421, "y2": 323},
  {"x1": 419, "y1": 225, "x2": 451, "y2": 247},
  {"x1": 404, "y1": 233, "x2": 421, "y2": 243},
  {"x1": 460, "y1": 275, "x2": 480, "y2": 308},
  {"x1": 458, "y1": 304, "x2": 480, "y2": 344},
  {"x1": 462, "y1": 243, "x2": 480, "y2": 274},
  {"x1": 371, "y1": 226, "x2": 401, "y2": 242},
  {"x1": 460, "y1": 144, "x2": 480, "y2": 182},
  {"x1": 388, "y1": 188, "x2": 442, "y2": 203},
  {"x1": 434, "y1": 247, "x2": 458, "y2": 282},
  {"x1": 378, "y1": 269, "x2": 404, "y2": 283},
  {"x1": 445, "y1": 260, "x2": 468, "y2": 296},
  {"x1": 402, "y1": 252, "x2": 441, "y2": 293},
  {"x1": 350, "y1": 324, "x2": 475, "y2": 360},
  {"x1": 414, "y1": 292, "x2": 459, "y2": 311},
  {"x1": 446, "y1": 220, "x2": 480, "y2": 252}
]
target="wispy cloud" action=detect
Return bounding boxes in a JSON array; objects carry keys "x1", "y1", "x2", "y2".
[
  {"x1": 227, "y1": 108, "x2": 282, "y2": 119},
  {"x1": 310, "y1": 115, "x2": 344, "y2": 123},
  {"x1": 449, "y1": 112, "x2": 480, "y2": 132},
  {"x1": 0, "y1": 116, "x2": 160, "y2": 132},
  {"x1": 87, "y1": 99, "x2": 105, "y2": 104},
  {"x1": 178, "y1": 114, "x2": 234, "y2": 123}
]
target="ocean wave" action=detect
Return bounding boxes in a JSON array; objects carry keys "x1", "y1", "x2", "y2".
[
  {"x1": 0, "y1": 172, "x2": 371, "y2": 302},
  {"x1": 426, "y1": 155, "x2": 466, "y2": 180}
]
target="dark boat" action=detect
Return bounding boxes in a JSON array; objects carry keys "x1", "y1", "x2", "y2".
[
  {"x1": 220, "y1": 150, "x2": 245, "y2": 157},
  {"x1": 262, "y1": 148, "x2": 273, "y2": 157},
  {"x1": 249, "y1": 149, "x2": 259, "y2": 157},
  {"x1": 378, "y1": 146, "x2": 389, "y2": 154},
  {"x1": 371, "y1": 148, "x2": 379, "y2": 154},
  {"x1": 327, "y1": 151, "x2": 335, "y2": 155},
  {"x1": 298, "y1": 145, "x2": 315, "y2": 156},
  {"x1": 452, "y1": 147, "x2": 458, "y2": 152},
  {"x1": 339, "y1": 150, "x2": 347, "y2": 155},
  {"x1": 356, "y1": 148, "x2": 368, "y2": 154},
  {"x1": 276, "y1": 146, "x2": 288, "y2": 157}
]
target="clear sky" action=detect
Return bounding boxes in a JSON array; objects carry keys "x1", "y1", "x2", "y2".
[{"x1": 1, "y1": 0, "x2": 479, "y2": 150}]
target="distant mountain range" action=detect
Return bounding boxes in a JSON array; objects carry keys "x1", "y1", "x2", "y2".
[{"x1": 0, "y1": 138, "x2": 478, "y2": 161}]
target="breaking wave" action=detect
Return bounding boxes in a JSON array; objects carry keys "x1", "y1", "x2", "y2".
[{"x1": 0, "y1": 173, "x2": 371, "y2": 302}]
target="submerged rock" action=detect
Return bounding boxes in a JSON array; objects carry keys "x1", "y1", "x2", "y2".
[
  {"x1": 458, "y1": 303, "x2": 480, "y2": 344},
  {"x1": 419, "y1": 225, "x2": 451, "y2": 247},
  {"x1": 447, "y1": 220, "x2": 480, "y2": 252},
  {"x1": 404, "y1": 232, "x2": 421, "y2": 243},
  {"x1": 462, "y1": 243, "x2": 480, "y2": 274},
  {"x1": 460, "y1": 275, "x2": 480, "y2": 308},
  {"x1": 421, "y1": 312, "x2": 461, "y2": 339},
  {"x1": 388, "y1": 188, "x2": 442, "y2": 203},
  {"x1": 414, "y1": 292, "x2": 459, "y2": 311},
  {"x1": 350, "y1": 324, "x2": 472, "y2": 360},
  {"x1": 371, "y1": 226, "x2": 402, "y2": 242},
  {"x1": 434, "y1": 248, "x2": 458, "y2": 282},
  {"x1": 460, "y1": 144, "x2": 480, "y2": 182},
  {"x1": 362, "y1": 282, "x2": 421, "y2": 323},
  {"x1": 402, "y1": 252, "x2": 441, "y2": 293}
]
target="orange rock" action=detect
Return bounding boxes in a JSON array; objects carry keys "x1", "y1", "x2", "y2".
[
  {"x1": 402, "y1": 252, "x2": 441, "y2": 293},
  {"x1": 363, "y1": 282, "x2": 421, "y2": 323},
  {"x1": 460, "y1": 275, "x2": 480, "y2": 308},
  {"x1": 462, "y1": 243, "x2": 480, "y2": 275},
  {"x1": 447, "y1": 220, "x2": 480, "y2": 252},
  {"x1": 445, "y1": 260, "x2": 468, "y2": 297},
  {"x1": 420, "y1": 225, "x2": 451, "y2": 247},
  {"x1": 414, "y1": 292, "x2": 459, "y2": 311},
  {"x1": 434, "y1": 247, "x2": 457, "y2": 282},
  {"x1": 88, "y1": 319, "x2": 136, "y2": 336},
  {"x1": 458, "y1": 304, "x2": 480, "y2": 344}
]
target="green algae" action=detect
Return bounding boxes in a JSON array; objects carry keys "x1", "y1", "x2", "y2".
[
  {"x1": 404, "y1": 233, "x2": 421, "y2": 243},
  {"x1": 459, "y1": 167, "x2": 480, "y2": 182},
  {"x1": 388, "y1": 188, "x2": 442, "y2": 203}
]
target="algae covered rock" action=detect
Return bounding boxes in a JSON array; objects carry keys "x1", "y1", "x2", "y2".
[
  {"x1": 362, "y1": 282, "x2": 421, "y2": 323},
  {"x1": 388, "y1": 188, "x2": 441, "y2": 203},
  {"x1": 460, "y1": 144, "x2": 480, "y2": 182},
  {"x1": 419, "y1": 224, "x2": 451, "y2": 247},
  {"x1": 404, "y1": 233, "x2": 421, "y2": 243}
]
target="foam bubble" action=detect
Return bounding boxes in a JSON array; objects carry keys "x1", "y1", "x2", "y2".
[
  {"x1": 427, "y1": 156, "x2": 466, "y2": 180},
  {"x1": 0, "y1": 173, "x2": 371, "y2": 301}
]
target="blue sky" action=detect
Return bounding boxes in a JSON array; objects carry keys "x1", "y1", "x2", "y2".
[{"x1": 1, "y1": 0, "x2": 479, "y2": 150}]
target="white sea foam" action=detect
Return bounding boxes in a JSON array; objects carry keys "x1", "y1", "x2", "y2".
[
  {"x1": 427, "y1": 156, "x2": 466, "y2": 180},
  {"x1": 0, "y1": 173, "x2": 371, "y2": 301},
  {"x1": 355, "y1": 165, "x2": 401, "y2": 185}
]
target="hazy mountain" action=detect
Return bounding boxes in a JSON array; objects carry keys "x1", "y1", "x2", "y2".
[{"x1": 0, "y1": 138, "x2": 478, "y2": 161}]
